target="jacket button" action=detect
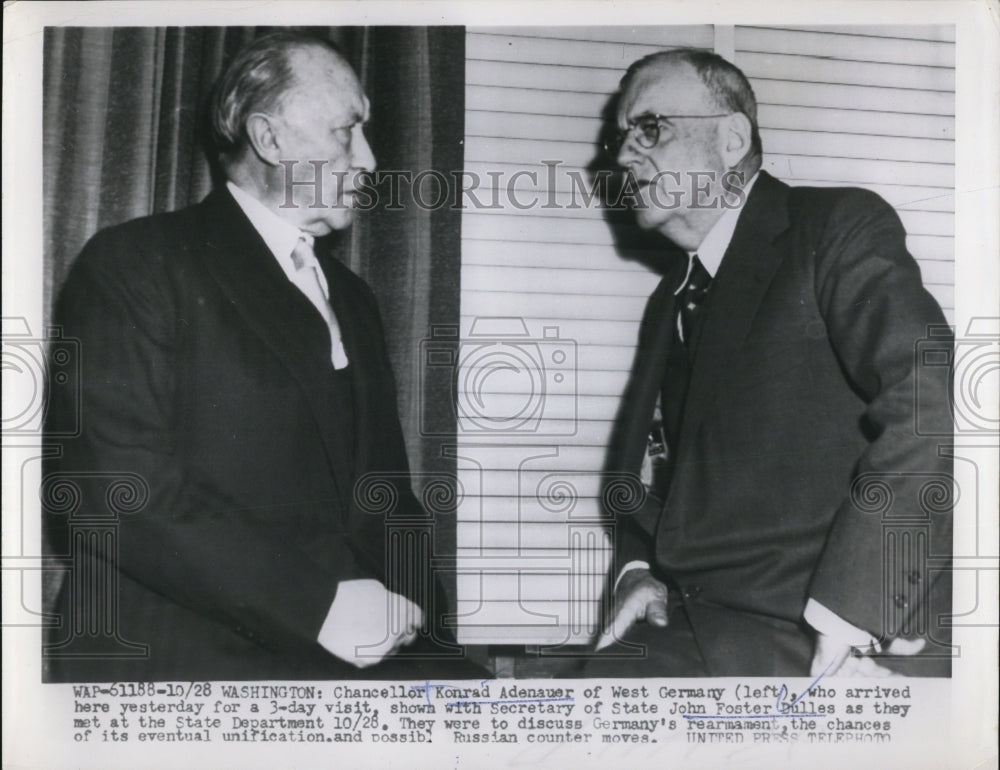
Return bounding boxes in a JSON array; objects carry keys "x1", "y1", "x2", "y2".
[
  {"x1": 683, "y1": 585, "x2": 702, "y2": 600},
  {"x1": 893, "y1": 594, "x2": 908, "y2": 609},
  {"x1": 908, "y1": 571, "x2": 922, "y2": 585}
]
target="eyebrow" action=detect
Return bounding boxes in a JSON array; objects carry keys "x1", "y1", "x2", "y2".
[{"x1": 629, "y1": 112, "x2": 674, "y2": 124}]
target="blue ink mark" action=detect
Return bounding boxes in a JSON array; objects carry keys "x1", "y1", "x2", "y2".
[
  {"x1": 409, "y1": 681, "x2": 575, "y2": 710},
  {"x1": 776, "y1": 655, "x2": 835, "y2": 714},
  {"x1": 683, "y1": 713, "x2": 820, "y2": 721},
  {"x1": 410, "y1": 680, "x2": 458, "y2": 706},
  {"x1": 447, "y1": 697, "x2": 574, "y2": 708},
  {"x1": 683, "y1": 662, "x2": 834, "y2": 723}
]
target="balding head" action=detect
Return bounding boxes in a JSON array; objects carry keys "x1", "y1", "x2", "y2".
[
  {"x1": 619, "y1": 48, "x2": 762, "y2": 176},
  {"x1": 211, "y1": 31, "x2": 376, "y2": 235}
]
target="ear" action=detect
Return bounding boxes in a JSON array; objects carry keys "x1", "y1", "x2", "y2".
[
  {"x1": 244, "y1": 112, "x2": 282, "y2": 166},
  {"x1": 720, "y1": 112, "x2": 753, "y2": 169}
]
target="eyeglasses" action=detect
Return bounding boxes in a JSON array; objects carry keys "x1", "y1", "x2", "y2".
[{"x1": 604, "y1": 113, "x2": 732, "y2": 157}]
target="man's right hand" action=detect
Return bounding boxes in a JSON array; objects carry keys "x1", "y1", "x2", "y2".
[
  {"x1": 595, "y1": 568, "x2": 669, "y2": 650},
  {"x1": 318, "y1": 579, "x2": 424, "y2": 668}
]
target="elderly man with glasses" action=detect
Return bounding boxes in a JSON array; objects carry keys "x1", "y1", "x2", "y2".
[{"x1": 586, "y1": 49, "x2": 953, "y2": 678}]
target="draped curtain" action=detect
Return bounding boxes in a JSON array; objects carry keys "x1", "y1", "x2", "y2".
[{"x1": 43, "y1": 25, "x2": 464, "y2": 604}]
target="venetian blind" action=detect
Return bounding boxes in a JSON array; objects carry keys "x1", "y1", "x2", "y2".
[{"x1": 737, "y1": 25, "x2": 955, "y2": 318}]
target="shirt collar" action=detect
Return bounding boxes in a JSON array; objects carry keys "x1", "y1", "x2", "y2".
[
  {"x1": 675, "y1": 171, "x2": 760, "y2": 294},
  {"x1": 226, "y1": 181, "x2": 313, "y2": 282}
]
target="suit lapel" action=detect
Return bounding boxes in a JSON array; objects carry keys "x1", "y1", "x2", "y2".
[
  {"x1": 615, "y1": 259, "x2": 687, "y2": 476},
  {"x1": 673, "y1": 172, "x2": 792, "y2": 461},
  {"x1": 315, "y1": 241, "x2": 379, "y2": 486},
  {"x1": 194, "y1": 188, "x2": 354, "y2": 509}
]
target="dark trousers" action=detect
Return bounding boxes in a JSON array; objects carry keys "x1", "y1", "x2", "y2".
[
  {"x1": 580, "y1": 602, "x2": 709, "y2": 678},
  {"x1": 579, "y1": 592, "x2": 816, "y2": 678}
]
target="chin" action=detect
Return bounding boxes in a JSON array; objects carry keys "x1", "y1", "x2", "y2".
[
  {"x1": 633, "y1": 208, "x2": 670, "y2": 232},
  {"x1": 323, "y1": 210, "x2": 356, "y2": 232}
]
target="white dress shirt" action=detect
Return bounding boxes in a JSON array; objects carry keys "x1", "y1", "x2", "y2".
[
  {"x1": 226, "y1": 181, "x2": 410, "y2": 665},
  {"x1": 226, "y1": 181, "x2": 348, "y2": 369},
  {"x1": 617, "y1": 171, "x2": 875, "y2": 649}
]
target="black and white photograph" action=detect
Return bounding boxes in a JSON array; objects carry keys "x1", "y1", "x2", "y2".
[{"x1": 3, "y1": 1, "x2": 997, "y2": 768}]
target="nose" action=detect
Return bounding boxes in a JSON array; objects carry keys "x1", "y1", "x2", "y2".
[
  {"x1": 615, "y1": 128, "x2": 643, "y2": 169},
  {"x1": 352, "y1": 125, "x2": 377, "y2": 173}
]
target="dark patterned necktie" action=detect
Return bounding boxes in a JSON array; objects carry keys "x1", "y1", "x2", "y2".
[
  {"x1": 660, "y1": 255, "x2": 711, "y2": 456},
  {"x1": 679, "y1": 254, "x2": 712, "y2": 350}
]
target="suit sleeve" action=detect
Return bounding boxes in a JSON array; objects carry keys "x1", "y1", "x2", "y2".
[
  {"x1": 807, "y1": 190, "x2": 953, "y2": 640},
  {"x1": 45, "y1": 227, "x2": 373, "y2": 653},
  {"x1": 345, "y1": 275, "x2": 438, "y2": 609}
]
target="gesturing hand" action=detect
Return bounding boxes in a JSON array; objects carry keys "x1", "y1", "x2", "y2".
[{"x1": 595, "y1": 568, "x2": 669, "y2": 651}]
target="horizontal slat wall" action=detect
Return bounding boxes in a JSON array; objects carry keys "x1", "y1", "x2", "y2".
[
  {"x1": 458, "y1": 27, "x2": 713, "y2": 644},
  {"x1": 736, "y1": 25, "x2": 955, "y2": 318},
  {"x1": 458, "y1": 26, "x2": 956, "y2": 645}
]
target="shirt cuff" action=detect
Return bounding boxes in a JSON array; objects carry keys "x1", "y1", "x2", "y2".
[
  {"x1": 804, "y1": 598, "x2": 880, "y2": 651},
  {"x1": 614, "y1": 561, "x2": 652, "y2": 591},
  {"x1": 317, "y1": 578, "x2": 393, "y2": 663}
]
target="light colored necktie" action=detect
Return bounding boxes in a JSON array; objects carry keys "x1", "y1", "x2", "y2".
[{"x1": 290, "y1": 235, "x2": 349, "y2": 369}]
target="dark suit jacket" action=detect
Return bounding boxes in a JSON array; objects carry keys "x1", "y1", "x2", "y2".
[
  {"x1": 43, "y1": 188, "x2": 448, "y2": 681},
  {"x1": 606, "y1": 171, "x2": 953, "y2": 676}
]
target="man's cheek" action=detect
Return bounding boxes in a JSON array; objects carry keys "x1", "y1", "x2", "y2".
[
  {"x1": 649, "y1": 172, "x2": 684, "y2": 211},
  {"x1": 322, "y1": 167, "x2": 350, "y2": 207}
]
